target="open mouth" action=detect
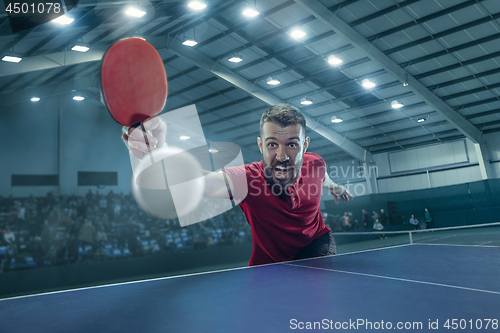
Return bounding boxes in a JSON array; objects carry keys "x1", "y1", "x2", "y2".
[{"x1": 273, "y1": 165, "x2": 292, "y2": 180}]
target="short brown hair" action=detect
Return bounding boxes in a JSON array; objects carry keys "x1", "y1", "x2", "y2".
[{"x1": 259, "y1": 104, "x2": 306, "y2": 136}]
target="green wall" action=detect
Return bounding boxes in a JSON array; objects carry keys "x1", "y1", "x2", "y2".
[{"x1": 325, "y1": 179, "x2": 500, "y2": 228}]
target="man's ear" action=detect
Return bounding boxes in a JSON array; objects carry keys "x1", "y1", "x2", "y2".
[
  {"x1": 303, "y1": 136, "x2": 310, "y2": 152},
  {"x1": 257, "y1": 137, "x2": 263, "y2": 154}
]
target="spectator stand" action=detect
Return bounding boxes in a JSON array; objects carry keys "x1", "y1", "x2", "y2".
[{"x1": 0, "y1": 193, "x2": 252, "y2": 273}]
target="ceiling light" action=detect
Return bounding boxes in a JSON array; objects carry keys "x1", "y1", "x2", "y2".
[
  {"x1": 228, "y1": 53, "x2": 243, "y2": 63},
  {"x1": 2, "y1": 55, "x2": 22, "y2": 63},
  {"x1": 188, "y1": 1, "x2": 206, "y2": 10},
  {"x1": 71, "y1": 45, "x2": 89, "y2": 52},
  {"x1": 31, "y1": 97, "x2": 40, "y2": 102},
  {"x1": 267, "y1": 76, "x2": 280, "y2": 85},
  {"x1": 209, "y1": 148, "x2": 218, "y2": 153},
  {"x1": 182, "y1": 39, "x2": 198, "y2": 46},
  {"x1": 52, "y1": 15, "x2": 74, "y2": 24},
  {"x1": 391, "y1": 100, "x2": 404, "y2": 109},
  {"x1": 242, "y1": 7, "x2": 259, "y2": 17},
  {"x1": 180, "y1": 135, "x2": 190, "y2": 140},
  {"x1": 327, "y1": 55, "x2": 342, "y2": 66},
  {"x1": 362, "y1": 79, "x2": 376, "y2": 89},
  {"x1": 73, "y1": 96, "x2": 84, "y2": 101},
  {"x1": 300, "y1": 97, "x2": 313, "y2": 105},
  {"x1": 417, "y1": 118, "x2": 426, "y2": 123},
  {"x1": 331, "y1": 116, "x2": 343, "y2": 123},
  {"x1": 290, "y1": 29, "x2": 306, "y2": 39},
  {"x1": 403, "y1": 82, "x2": 408, "y2": 87},
  {"x1": 125, "y1": 7, "x2": 146, "y2": 17}
]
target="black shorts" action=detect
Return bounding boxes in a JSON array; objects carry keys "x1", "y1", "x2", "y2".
[{"x1": 292, "y1": 231, "x2": 336, "y2": 261}]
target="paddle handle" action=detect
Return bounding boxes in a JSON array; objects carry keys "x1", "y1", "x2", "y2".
[{"x1": 130, "y1": 122, "x2": 156, "y2": 149}]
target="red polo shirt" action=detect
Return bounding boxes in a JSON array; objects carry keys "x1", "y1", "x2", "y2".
[{"x1": 223, "y1": 152, "x2": 330, "y2": 266}]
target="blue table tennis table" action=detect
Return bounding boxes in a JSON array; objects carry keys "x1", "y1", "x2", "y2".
[{"x1": 0, "y1": 244, "x2": 499, "y2": 332}]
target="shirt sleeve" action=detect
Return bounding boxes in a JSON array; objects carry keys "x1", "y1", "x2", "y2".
[
  {"x1": 222, "y1": 164, "x2": 250, "y2": 202},
  {"x1": 315, "y1": 156, "x2": 326, "y2": 183},
  {"x1": 303, "y1": 152, "x2": 326, "y2": 183}
]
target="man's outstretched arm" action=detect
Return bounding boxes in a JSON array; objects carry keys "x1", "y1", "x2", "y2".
[
  {"x1": 123, "y1": 116, "x2": 235, "y2": 199},
  {"x1": 323, "y1": 171, "x2": 353, "y2": 204}
]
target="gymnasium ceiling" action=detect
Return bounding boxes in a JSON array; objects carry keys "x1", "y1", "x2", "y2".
[{"x1": 1, "y1": 0, "x2": 500, "y2": 164}]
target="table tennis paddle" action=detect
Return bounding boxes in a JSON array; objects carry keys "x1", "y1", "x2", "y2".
[{"x1": 100, "y1": 37, "x2": 168, "y2": 128}]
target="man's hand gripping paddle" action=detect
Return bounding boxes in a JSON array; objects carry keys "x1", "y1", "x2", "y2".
[
  {"x1": 100, "y1": 38, "x2": 206, "y2": 221},
  {"x1": 100, "y1": 37, "x2": 167, "y2": 153}
]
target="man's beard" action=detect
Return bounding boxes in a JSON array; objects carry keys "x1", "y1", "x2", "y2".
[{"x1": 263, "y1": 159, "x2": 302, "y2": 195}]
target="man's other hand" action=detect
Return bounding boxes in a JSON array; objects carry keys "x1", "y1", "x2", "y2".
[
  {"x1": 122, "y1": 116, "x2": 167, "y2": 159},
  {"x1": 328, "y1": 185, "x2": 353, "y2": 204}
]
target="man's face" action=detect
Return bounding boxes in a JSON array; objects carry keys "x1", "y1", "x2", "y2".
[{"x1": 257, "y1": 121, "x2": 309, "y2": 190}]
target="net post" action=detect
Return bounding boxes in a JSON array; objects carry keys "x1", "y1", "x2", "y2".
[{"x1": 409, "y1": 231, "x2": 413, "y2": 244}]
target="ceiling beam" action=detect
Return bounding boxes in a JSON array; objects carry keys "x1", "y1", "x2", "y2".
[
  {"x1": 365, "y1": 0, "x2": 485, "y2": 42},
  {"x1": 398, "y1": 32, "x2": 500, "y2": 69},
  {"x1": 415, "y1": 50, "x2": 500, "y2": 80},
  {"x1": 0, "y1": 66, "x2": 264, "y2": 164},
  {"x1": 76, "y1": 0, "x2": 181, "y2": 7},
  {"x1": 0, "y1": 46, "x2": 108, "y2": 77},
  {"x1": 164, "y1": 38, "x2": 369, "y2": 162},
  {"x1": 349, "y1": 0, "x2": 419, "y2": 27},
  {"x1": 353, "y1": 120, "x2": 449, "y2": 143},
  {"x1": 0, "y1": 75, "x2": 95, "y2": 108},
  {"x1": 0, "y1": 0, "x2": 232, "y2": 77},
  {"x1": 293, "y1": 0, "x2": 483, "y2": 144},
  {"x1": 385, "y1": 11, "x2": 500, "y2": 55}
]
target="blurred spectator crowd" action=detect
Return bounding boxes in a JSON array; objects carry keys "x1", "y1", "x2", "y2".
[
  {"x1": 322, "y1": 208, "x2": 391, "y2": 232},
  {"x1": 0, "y1": 191, "x2": 252, "y2": 273}
]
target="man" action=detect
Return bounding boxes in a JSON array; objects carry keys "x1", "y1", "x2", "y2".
[
  {"x1": 379, "y1": 208, "x2": 388, "y2": 226},
  {"x1": 424, "y1": 208, "x2": 433, "y2": 229},
  {"x1": 78, "y1": 219, "x2": 96, "y2": 248},
  {"x1": 372, "y1": 219, "x2": 386, "y2": 239},
  {"x1": 3, "y1": 227, "x2": 15, "y2": 245},
  {"x1": 342, "y1": 212, "x2": 350, "y2": 232},
  {"x1": 409, "y1": 214, "x2": 420, "y2": 230},
  {"x1": 362, "y1": 209, "x2": 369, "y2": 228},
  {"x1": 123, "y1": 104, "x2": 352, "y2": 265},
  {"x1": 371, "y1": 210, "x2": 379, "y2": 225}
]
